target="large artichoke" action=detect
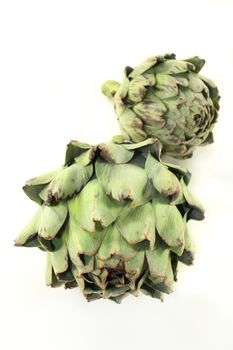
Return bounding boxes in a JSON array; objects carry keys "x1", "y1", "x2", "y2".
[
  {"x1": 102, "y1": 54, "x2": 220, "y2": 159},
  {"x1": 15, "y1": 138, "x2": 204, "y2": 303}
]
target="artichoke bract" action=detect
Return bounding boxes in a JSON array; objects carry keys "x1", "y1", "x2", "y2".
[
  {"x1": 15, "y1": 138, "x2": 204, "y2": 303},
  {"x1": 102, "y1": 54, "x2": 220, "y2": 159}
]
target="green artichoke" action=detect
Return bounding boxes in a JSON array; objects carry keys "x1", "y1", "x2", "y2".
[
  {"x1": 102, "y1": 54, "x2": 220, "y2": 159},
  {"x1": 15, "y1": 138, "x2": 204, "y2": 303}
]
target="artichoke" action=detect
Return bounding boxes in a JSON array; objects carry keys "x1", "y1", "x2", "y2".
[
  {"x1": 15, "y1": 138, "x2": 204, "y2": 303},
  {"x1": 102, "y1": 54, "x2": 220, "y2": 159}
]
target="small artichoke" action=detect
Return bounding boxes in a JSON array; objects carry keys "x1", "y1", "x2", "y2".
[
  {"x1": 15, "y1": 138, "x2": 204, "y2": 303},
  {"x1": 102, "y1": 54, "x2": 220, "y2": 159}
]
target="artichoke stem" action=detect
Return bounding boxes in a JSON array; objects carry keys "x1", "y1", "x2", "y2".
[{"x1": 101, "y1": 80, "x2": 120, "y2": 99}]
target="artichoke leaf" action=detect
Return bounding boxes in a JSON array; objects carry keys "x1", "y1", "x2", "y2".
[
  {"x1": 152, "y1": 197, "x2": 185, "y2": 255},
  {"x1": 127, "y1": 75, "x2": 149, "y2": 103},
  {"x1": 69, "y1": 179, "x2": 126, "y2": 232},
  {"x1": 23, "y1": 169, "x2": 59, "y2": 204},
  {"x1": 14, "y1": 206, "x2": 43, "y2": 246},
  {"x1": 188, "y1": 73, "x2": 206, "y2": 93},
  {"x1": 178, "y1": 213, "x2": 195, "y2": 265},
  {"x1": 116, "y1": 203, "x2": 155, "y2": 248},
  {"x1": 128, "y1": 56, "x2": 158, "y2": 78},
  {"x1": 164, "y1": 162, "x2": 191, "y2": 184},
  {"x1": 103, "y1": 285, "x2": 131, "y2": 299},
  {"x1": 68, "y1": 215, "x2": 106, "y2": 256},
  {"x1": 184, "y1": 56, "x2": 205, "y2": 73},
  {"x1": 98, "y1": 142, "x2": 134, "y2": 164},
  {"x1": 95, "y1": 158, "x2": 150, "y2": 206},
  {"x1": 154, "y1": 59, "x2": 195, "y2": 74},
  {"x1": 118, "y1": 108, "x2": 146, "y2": 142},
  {"x1": 45, "y1": 163, "x2": 93, "y2": 203},
  {"x1": 133, "y1": 97, "x2": 167, "y2": 122},
  {"x1": 38, "y1": 202, "x2": 68, "y2": 240},
  {"x1": 97, "y1": 225, "x2": 136, "y2": 261},
  {"x1": 125, "y1": 251, "x2": 145, "y2": 279},
  {"x1": 65, "y1": 140, "x2": 93, "y2": 165},
  {"x1": 74, "y1": 148, "x2": 96, "y2": 167},
  {"x1": 180, "y1": 178, "x2": 205, "y2": 220},
  {"x1": 122, "y1": 138, "x2": 157, "y2": 150},
  {"x1": 49, "y1": 233, "x2": 68, "y2": 275},
  {"x1": 45, "y1": 254, "x2": 63, "y2": 287},
  {"x1": 155, "y1": 74, "x2": 179, "y2": 99},
  {"x1": 149, "y1": 261, "x2": 174, "y2": 294},
  {"x1": 141, "y1": 280, "x2": 163, "y2": 300},
  {"x1": 146, "y1": 245, "x2": 170, "y2": 283},
  {"x1": 96, "y1": 256, "x2": 121, "y2": 270},
  {"x1": 145, "y1": 153, "x2": 181, "y2": 200}
]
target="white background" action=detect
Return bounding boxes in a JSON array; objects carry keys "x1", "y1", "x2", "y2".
[{"x1": 1, "y1": 0, "x2": 233, "y2": 349}]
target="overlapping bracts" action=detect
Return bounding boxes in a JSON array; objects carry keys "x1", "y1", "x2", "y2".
[
  {"x1": 15, "y1": 138, "x2": 204, "y2": 302},
  {"x1": 102, "y1": 54, "x2": 220, "y2": 159}
]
